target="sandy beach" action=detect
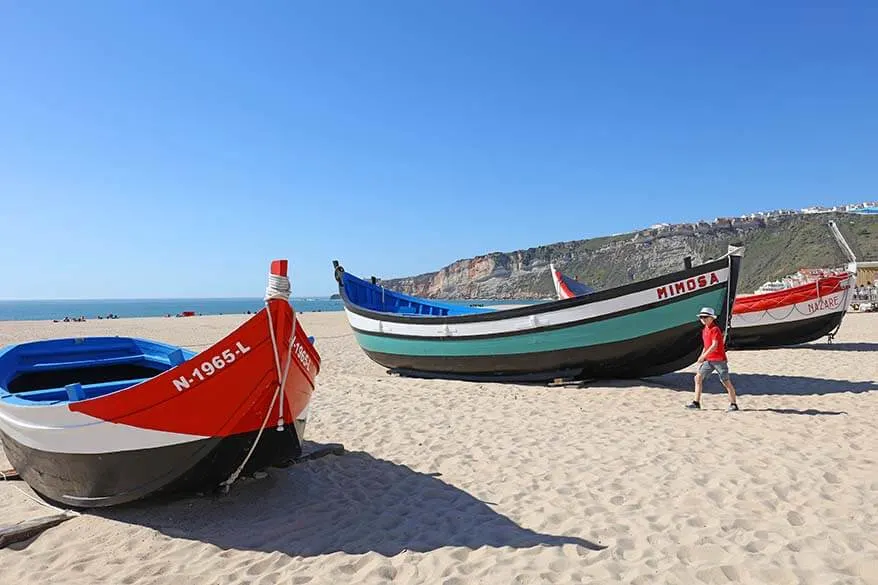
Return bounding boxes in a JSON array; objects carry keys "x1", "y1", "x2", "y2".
[{"x1": 1, "y1": 311, "x2": 876, "y2": 584}]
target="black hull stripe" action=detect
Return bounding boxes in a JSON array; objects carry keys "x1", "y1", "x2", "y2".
[
  {"x1": 727, "y1": 312, "x2": 846, "y2": 349},
  {"x1": 350, "y1": 282, "x2": 730, "y2": 341},
  {"x1": 0, "y1": 427, "x2": 301, "y2": 508},
  {"x1": 341, "y1": 257, "x2": 732, "y2": 325},
  {"x1": 364, "y1": 321, "x2": 705, "y2": 382}
]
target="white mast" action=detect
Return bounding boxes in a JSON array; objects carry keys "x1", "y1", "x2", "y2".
[{"x1": 827, "y1": 220, "x2": 858, "y2": 273}]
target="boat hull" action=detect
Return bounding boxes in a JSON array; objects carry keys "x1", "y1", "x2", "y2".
[
  {"x1": 363, "y1": 319, "x2": 706, "y2": 381},
  {"x1": 727, "y1": 311, "x2": 845, "y2": 349},
  {"x1": 0, "y1": 426, "x2": 300, "y2": 507},
  {"x1": 336, "y1": 253, "x2": 742, "y2": 382},
  {"x1": 727, "y1": 274, "x2": 852, "y2": 349}
]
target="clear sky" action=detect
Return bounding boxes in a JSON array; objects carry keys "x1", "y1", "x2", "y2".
[{"x1": 1, "y1": 1, "x2": 876, "y2": 299}]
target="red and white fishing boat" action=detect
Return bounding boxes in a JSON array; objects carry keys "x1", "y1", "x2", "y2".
[
  {"x1": 549, "y1": 263, "x2": 854, "y2": 349},
  {"x1": 726, "y1": 271, "x2": 854, "y2": 348},
  {"x1": 0, "y1": 260, "x2": 320, "y2": 507}
]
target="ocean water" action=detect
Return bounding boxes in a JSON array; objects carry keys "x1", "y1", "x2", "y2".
[
  {"x1": 0, "y1": 297, "x2": 544, "y2": 322},
  {"x1": 0, "y1": 298, "x2": 343, "y2": 322}
]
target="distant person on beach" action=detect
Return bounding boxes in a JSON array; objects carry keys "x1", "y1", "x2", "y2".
[{"x1": 686, "y1": 307, "x2": 739, "y2": 412}]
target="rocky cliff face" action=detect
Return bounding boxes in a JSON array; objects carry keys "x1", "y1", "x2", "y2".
[{"x1": 379, "y1": 213, "x2": 877, "y2": 299}]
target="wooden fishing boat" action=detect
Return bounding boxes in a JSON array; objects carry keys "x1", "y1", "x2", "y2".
[
  {"x1": 550, "y1": 263, "x2": 854, "y2": 349},
  {"x1": 727, "y1": 273, "x2": 854, "y2": 348},
  {"x1": 332, "y1": 248, "x2": 742, "y2": 382},
  {"x1": 0, "y1": 260, "x2": 320, "y2": 507}
]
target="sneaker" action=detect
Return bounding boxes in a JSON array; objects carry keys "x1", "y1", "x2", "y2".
[
  {"x1": 727, "y1": 403, "x2": 739, "y2": 412},
  {"x1": 685, "y1": 401, "x2": 701, "y2": 409}
]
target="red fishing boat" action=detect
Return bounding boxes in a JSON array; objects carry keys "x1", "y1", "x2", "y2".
[{"x1": 0, "y1": 260, "x2": 320, "y2": 507}]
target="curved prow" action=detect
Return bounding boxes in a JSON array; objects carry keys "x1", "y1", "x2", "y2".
[{"x1": 550, "y1": 263, "x2": 595, "y2": 300}]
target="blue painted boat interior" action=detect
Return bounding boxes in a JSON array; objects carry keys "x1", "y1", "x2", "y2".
[
  {"x1": 0, "y1": 337, "x2": 196, "y2": 405},
  {"x1": 341, "y1": 270, "x2": 495, "y2": 316}
]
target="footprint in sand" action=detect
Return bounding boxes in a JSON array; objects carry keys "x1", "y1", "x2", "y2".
[
  {"x1": 745, "y1": 540, "x2": 766, "y2": 553},
  {"x1": 787, "y1": 511, "x2": 805, "y2": 526}
]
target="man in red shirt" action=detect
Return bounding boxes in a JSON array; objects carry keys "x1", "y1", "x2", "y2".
[{"x1": 686, "y1": 307, "x2": 739, "y2": 411}]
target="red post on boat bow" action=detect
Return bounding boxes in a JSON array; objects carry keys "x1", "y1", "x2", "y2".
[{"x1": 270, "y1": 259, "x2": 288, "y2": 278}]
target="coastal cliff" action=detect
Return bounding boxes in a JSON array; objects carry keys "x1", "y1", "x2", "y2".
[{"x1": 379, "y1": 213, "x2": 878, "y2": 299}]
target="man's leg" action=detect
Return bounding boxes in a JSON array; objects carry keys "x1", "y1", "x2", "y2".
[
  {"x1": 722, "y1": 378, "x2": 738, "y2": 404},
  {"x1": 688, "y1": 362, "x2": 710, "y2": 408},
  {"x1": 716, "y1": 362, "x2": 738, "y2": 407},
  {"x1": 694, "y1": 372, "x2": 704, "y2": 404}
]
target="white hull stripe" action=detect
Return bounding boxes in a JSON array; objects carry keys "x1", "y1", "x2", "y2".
[
  {"x1": 347, "y1": 267, "x2": 730, "y2": 338},
  {"x1": 0, "y1": 402, "x2": 208, "y2": 455},
  {"x1": 731, "y1": 289, "x2": 849, "y2": 328}
]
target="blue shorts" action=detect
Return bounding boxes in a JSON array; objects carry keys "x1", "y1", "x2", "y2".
[{"x1": 698, "y1": 360, "x2": 730, "y2": 382}]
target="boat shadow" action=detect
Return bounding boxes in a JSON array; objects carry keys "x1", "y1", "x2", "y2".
[
  {"x1": 640, "y1": 372, "x2": 877, "y2": 396},
  {"x1": 784, "y1": 342, "x2": 878, "y2": 352},
  {"x1": 94, "y1": 446, "x2": 605, "y2": 556}
]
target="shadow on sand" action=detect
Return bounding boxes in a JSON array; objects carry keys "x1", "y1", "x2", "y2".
[
  {"x1": 95, "y1": 446, "x2": 604, "y2": 556},
  {"x1": 743, "y1": 407, "x2": 848, "y2": 416},
  {"x1": 784, "y1": 342, "x2": 878, "y2": 352},
  {"x1": 641, "y1": 372, "x2": 877, "y2": 397}
]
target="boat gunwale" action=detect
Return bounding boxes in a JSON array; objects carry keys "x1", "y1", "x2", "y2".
[
  {"x1": 732, "y1": 273, "x2": 852, "y2": 309},
  {"x1": 337, "y1": 255, "x2": 733, "y2": 326},
  {"x1": 348, "y1": 282, "x2": 729, "y2": 341}
]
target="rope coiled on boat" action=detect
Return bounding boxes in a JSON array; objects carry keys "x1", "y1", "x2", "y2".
[{"x1": 265, "y1": 272, "x2": 291, "y2": 301}]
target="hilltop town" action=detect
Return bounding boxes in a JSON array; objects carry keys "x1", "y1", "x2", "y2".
[{"x1": 643, "y1": 200, "x2": 878, "y2": 238}]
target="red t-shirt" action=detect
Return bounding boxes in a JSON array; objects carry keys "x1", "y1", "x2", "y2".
[{"x1": 702, "y1": 323, "x2": 727, "y2": 361}]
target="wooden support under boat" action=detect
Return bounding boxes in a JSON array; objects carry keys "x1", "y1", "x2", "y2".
[
  {"x1": 1, "y1": 468, "x2": 21, "y2": 480},
  {"x1": 0, "y1": 513, "x2": 76, "y2": 549},
  {"x1": 261, "y1": 442, "x2": 346, "y2": 469}
]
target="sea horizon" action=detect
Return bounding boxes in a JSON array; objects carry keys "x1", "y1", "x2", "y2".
[
  {"x1": 0, "y1": 296, "x2": 542, "y2": 322},
  {"x1": 0, "y1": 297, "x2": 342, "y2": 322}
]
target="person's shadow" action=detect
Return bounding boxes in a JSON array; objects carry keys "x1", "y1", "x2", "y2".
[
  {"x1": 642, "y1": 372, "x2": 877, "y2": 397},
  {"x1": 95, "y1": 447, "x2": 605, "y2": 556}
]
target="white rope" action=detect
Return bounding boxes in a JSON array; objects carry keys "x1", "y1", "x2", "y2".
[
  {"x1": 220, "y1": 267, "x2": 297, "y2": 491},
  {"x1": 265, "y1": 273, "x2": 291, "y2": 301},
  {"x1": 218, "y1": 375, "x2": 281, "y2": 490},
  {"x1": 264, "y1": 299, "x2": 284, "y2": 389},
  {"x1": 277, "y1": 317, "x2": 297, "y2": 429},
  {"x1": 827, "y1": 278, "x2": 855, "y2": 343},
  {"x1": 1, "y1": 470, "x2": 80, "y2": 518}
]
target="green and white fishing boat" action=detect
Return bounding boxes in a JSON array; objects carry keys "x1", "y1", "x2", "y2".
[{"x1": 332, "y1": 247, "x2": 743, "y2": 382}]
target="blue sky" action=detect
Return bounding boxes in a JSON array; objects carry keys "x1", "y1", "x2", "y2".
[{"x1": 1, "y1": 1, "x2": 876, "y2": 299}]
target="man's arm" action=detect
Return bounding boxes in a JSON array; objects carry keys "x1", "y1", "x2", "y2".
[{"x1": 697, "y1": 340, "x2": 717, "y2": 363}]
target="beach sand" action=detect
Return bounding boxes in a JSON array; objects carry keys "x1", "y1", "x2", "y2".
[{"x1": 1, "y1": 312, "x2": 876, "y2": 584}]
